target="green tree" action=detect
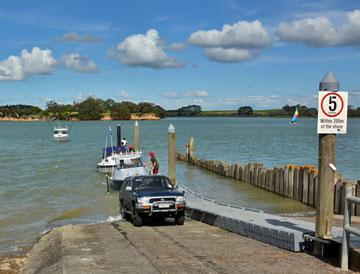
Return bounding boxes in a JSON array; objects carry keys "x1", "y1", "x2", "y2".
[
  {"x1": 110, "y1": 103, "x2": 131, "y2": 120},
  {"x1": 237, "y1": 106, "x2": 254, "y2": 116},
  {"x1": 122, "y1": 101, "x2": 139, "y2": 113},
  {"x1": 77, "y1": 97, "x2": 103, "y2": 120},
  {"x1": 177, "y1": 105, "x2": 201, "y2": 116},
  {"x1": 103, "y1": 99, "x2": 116, "y2": 112},
  {"x1": 138, "y1": 102, "x2": 155, "y2": 113}
]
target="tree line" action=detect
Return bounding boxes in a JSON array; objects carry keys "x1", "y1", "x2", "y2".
[
  {"x1": 0, "y1": 97, "x2": 166, "y2": 120},
  {"x1": 2, "y1": 101, "x2": 360, "y2": 119}
]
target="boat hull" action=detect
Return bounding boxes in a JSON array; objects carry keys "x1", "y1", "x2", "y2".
[
  {"x1": 97, "y1": 157, "x2": 116, "y2": 174},
  {"x1": 97, "y1": 164, "x2": 115, "y2": 174},
  {"x1": 53, "y1": 135, "x2": 69, "y2": 142},
  {"x1": 108, "y1": 178, "x2": 124, "y2": 191}
]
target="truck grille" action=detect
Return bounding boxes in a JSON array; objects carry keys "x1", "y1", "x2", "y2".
[{"x1": 149, "y1": 197, "x2": 176, "y2": 203}]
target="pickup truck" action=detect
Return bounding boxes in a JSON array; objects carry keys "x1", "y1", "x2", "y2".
[{"x1": 119, "y1": 175, "x2": 186, "y2": 227}]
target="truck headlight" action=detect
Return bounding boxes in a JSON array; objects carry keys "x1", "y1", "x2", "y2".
[
  {"x1": 176, "y1": 196, "x2": 185, "y2": 202},
  {"x1": 137, "y1": 197, "x2": 150, "y2": 204}
]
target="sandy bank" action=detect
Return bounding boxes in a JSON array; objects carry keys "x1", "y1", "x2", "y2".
[
  {"x1": 0, "y1": 117, "x2": 46, "y2": 122},
  {"x1": 101, "y1": 113, "x2": 161, "y2": 121}
]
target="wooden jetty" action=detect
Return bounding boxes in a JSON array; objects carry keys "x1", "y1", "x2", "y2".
[{"x1": 177, "y1": 138, "x2": 360, "y2": 217}]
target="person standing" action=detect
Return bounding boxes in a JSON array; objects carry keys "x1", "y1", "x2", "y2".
[{"x1": 149, "y1": 151, "x2": 159, "y2": 175}]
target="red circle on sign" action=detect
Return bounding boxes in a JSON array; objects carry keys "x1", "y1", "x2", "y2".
[{"x1": 320, "y1": 92, "x2": 344, "y2": 118}]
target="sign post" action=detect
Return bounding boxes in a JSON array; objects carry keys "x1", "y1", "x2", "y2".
[
  {"x1": 317, "y1": 91, "x2": 348, "y2": 134},
  {"x1": 315, "y1": 71, "x2": 348, "y2": 255}
]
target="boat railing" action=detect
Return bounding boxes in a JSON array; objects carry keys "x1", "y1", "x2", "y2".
[{"x1": 111, "y1": 151, "x2": 143, "y2": 160}]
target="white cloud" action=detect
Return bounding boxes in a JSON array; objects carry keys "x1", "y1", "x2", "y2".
[
  {"x1": 189, "y1": 20, "x2": 271, "y2": 49},
  {"x1": 188, "y1": 20, "x2": 270, "y2": 62},
  {"x1": 0, "y1": 47, "x2": 56, "y2": 81},
  {"x1": 0, "y1": 47, "x2": 98, "y2": 81},
  {"x1": 118, "y1": 90, "x2": 131, "y2": 99},
  {"x1": 59, "y1": 53, "x2": 98, "y2": 73},
  {"x1": 183, "y1": 90, "x2": 209, "y2": 97},
  {"x1": 21, "y1": 47, "x2": 57, "y2": 74},
  {"x1": 161, "y1": 90, "x2": 209, "y2": 99},
  {"x1": 161, "y1": 92, "x2": 181, "y2": 99},
  {"x1": 276, "y1": 9, "x2": 360, "y2": 47},
  {"x1": 169, "y1": 42, "x2": 186, "y2": 50},
  {"x1": 108, "y1": 29, "x2": 183, "y2": 69},
  {"x1": 0, "y1": 56, "x2": 24, "y2": 81},
  {"x1": 205, "y1": 48, "x2": 258, "y2": 62},
  {"x1": 57, "y1": 31, "x2": 101, "y2": 43}
]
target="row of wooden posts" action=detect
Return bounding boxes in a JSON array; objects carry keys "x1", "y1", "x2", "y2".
[{"x1": 176, "y1": 138, "x2": 360, "y2": 216}]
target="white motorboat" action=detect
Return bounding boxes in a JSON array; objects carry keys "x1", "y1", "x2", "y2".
[
  {"x1": 108, "y1": 151, "x2": 148, "y2": 190},
  {"x1": 53, "y1": 127, "x2": 69, "y2": 142},
  {"x1": 97, "y1": 146, "x2": 119, "y2": 174}
]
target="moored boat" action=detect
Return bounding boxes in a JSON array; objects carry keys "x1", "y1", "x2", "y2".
[
  {"x1": 97, "y1": 146, "x2": 120, "y2": 174},
  {"x1": 53, "y1": 127, "x2": 69, "y2": 142}
]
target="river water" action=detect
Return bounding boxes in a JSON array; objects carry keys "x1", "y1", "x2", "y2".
[{"x1": 0, "y1": 117, "x2": 359, "y2": 254}]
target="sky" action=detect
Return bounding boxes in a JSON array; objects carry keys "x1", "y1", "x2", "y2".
[{"x1": 0, "y1": 0, "x2": 360, "y2": 110}]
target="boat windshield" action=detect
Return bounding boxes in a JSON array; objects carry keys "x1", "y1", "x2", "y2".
[
  {"x1": 117, "y1": 158, "x2": 143, "y2": 169},
  {"x1": 134, "y1": 176, "x2": 173, "y2": 191},
  {"x1": 54, "y1": 130, "x2": 67, "y2": 134}
]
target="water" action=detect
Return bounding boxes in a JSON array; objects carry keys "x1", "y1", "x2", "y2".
[{"x1": 0, "y1": 117, "x2": 359, "y2": 254}]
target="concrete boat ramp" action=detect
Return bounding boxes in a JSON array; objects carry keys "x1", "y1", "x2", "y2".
[
  {"x1": 21, "y1": 188, "x2": 360, "y2": 273},
  {"x1": 181, "y1": 185, "x2": 360, "y2": 252}
]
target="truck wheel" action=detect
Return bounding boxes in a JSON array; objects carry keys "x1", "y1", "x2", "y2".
[
  {"x1": 132, "y1": 208, "x2": 143, "y2": 227},
  {"x1": 120, "y1": 202, "x2": 129, "y2": 221},
  {"x1": 175, "y1": 213, "x2": 185, "y2": 225}
]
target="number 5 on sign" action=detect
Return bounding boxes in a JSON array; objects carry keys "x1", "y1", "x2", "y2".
[{"x1": 317, "y1": 91, "x2": 348, "y2": 134}]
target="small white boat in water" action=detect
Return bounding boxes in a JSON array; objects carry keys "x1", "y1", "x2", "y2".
[
  {"x1": 97, "y1": 146, "x2": 119, "y2": 174},
  {"x1": 108, "y1": 151, "x2": 148, "y2": 190},
  {"x1": 53, "y1": 127, "x2": 69, "y2": 142}
]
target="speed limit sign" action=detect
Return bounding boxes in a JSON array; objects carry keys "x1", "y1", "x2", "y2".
[{"x1": 317, "y1": 91, "x2": 348, "y2": 134}]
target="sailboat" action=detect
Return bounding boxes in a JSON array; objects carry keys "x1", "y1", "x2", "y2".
[{"x1": 290, "y1": 107, "x2": 299, "y2": 124}]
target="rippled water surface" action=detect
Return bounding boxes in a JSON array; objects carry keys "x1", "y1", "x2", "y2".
[{"x1": 0, "y1": 117, "x2": 359, "y2": 253}]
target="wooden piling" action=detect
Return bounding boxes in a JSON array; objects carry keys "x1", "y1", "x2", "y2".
[
  {"x1": 302, "y1": 168, "x2": 309, "y2": 204},
  {"x1": 334, "y1": 180, "x2": 342, "y2": 214},
  {"x1": 284, "y1": 167, "x2": 289, "y2": 197},
  {"x1": 134, "y1": 120, "x2": 140, "y2": 151},
  {"x1": 297, "y1": 167, "x2": 304, "y2": 201},
  {"x1": 168, "y1": 124, "x2": 176, "y2": 185},
  {"x1": 278, "y1": 167, "x2": 284, "y2": 196},
  {"x1": 288, "y1": 166, "x2": 294, "y2": 199},
  {"x1": 308, "y1": 170, "x2": 316, "y2": 207},
  {"x1": 187, "y1": 137, "x2": 195, "y2": 162},
  {"x1": 274, "y1": 168, "x2": 280, "y2": 193},
  {"x1": 293, "y1": 167, "x2": 299, "y2": 200}
]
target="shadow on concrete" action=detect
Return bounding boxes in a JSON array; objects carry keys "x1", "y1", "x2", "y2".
[{"x1": 265, "y1": 219, "x2": 313, "y2": 233}]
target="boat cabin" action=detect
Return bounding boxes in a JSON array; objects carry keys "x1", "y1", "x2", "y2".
[{"x1": 54, "y1": 128, "x2": 68, "y2": 135}]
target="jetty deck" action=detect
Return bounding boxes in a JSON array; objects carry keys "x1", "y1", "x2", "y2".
[
  {"x1": 183, "y1": 186, "x2": 360, "y2": 252},
  {"x1": 21, "y1": 219, "x2": 346, "y2": 274}
]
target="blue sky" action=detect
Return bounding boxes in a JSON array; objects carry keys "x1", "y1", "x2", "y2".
[{"x1": 0, "y1": 0, "x2": 360, "y2": 110}]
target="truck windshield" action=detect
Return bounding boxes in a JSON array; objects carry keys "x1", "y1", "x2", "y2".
[{"x1": 134, "y1": 177, "x2": 173, "y2": 191}]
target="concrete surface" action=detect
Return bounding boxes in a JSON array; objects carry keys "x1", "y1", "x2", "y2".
[
  {"x1": 183, "y1": 185, "x2": 360, "y2": 252},
  {"x1": 20, "y1": 219, "x2": 353, "y2": 274}
]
